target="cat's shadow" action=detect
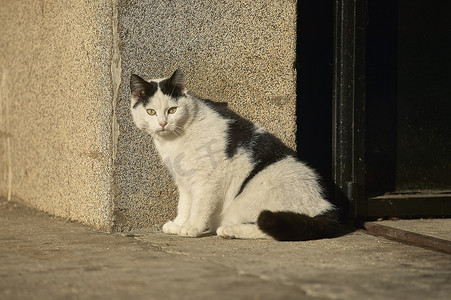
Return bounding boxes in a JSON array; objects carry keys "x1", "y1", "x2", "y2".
[
  {"x1": 198, "y1": 231, "x2": 217, "y2": 238},
  {"x1": 197, "y1": 224, "x2": 357, "y2": 241}
]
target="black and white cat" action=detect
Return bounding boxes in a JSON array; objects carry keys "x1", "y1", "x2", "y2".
[{"x1": 130, "y1": 69, "x2": 337, "y2": 241}]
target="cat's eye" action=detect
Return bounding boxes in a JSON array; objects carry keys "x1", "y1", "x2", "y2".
[
  {"x1": 146, "y1": 109, "x2": 156, "y2": 116},
  {"x1": 168, "y1": 107, "x2": 177, "y2": 114}
]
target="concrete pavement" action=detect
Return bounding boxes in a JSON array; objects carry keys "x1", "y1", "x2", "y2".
[{"x1": 1, "y1": 199, "x2": 450, "y2": 300}]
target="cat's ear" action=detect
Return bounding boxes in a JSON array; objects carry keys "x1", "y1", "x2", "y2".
[
  {"x1": 168, "y1": 69, "x2": 186, "y2": 93},
  {"x1": 130, "y1": 74, "x2": 150, "y2": 99}
]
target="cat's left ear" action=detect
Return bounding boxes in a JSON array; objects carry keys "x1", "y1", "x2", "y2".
[{"x1": 168, "y1": 69, "x2": 186, "y2": 93}]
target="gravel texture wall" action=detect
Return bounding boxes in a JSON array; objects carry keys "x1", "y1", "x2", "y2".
[
  {"x1": 0, "y1": 0, "x2": 115, "y2": 229},
  {"x1": 115, "y1": 0, "x2": 296, "y2": 230},
  {"x1": 0, "y1": 0, "x2": 296, "y2": 231}
]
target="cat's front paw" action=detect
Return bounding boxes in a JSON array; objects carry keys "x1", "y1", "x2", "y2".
[
  {"x1": 178, "y1": 225, "x2": 204, "y2": 238},
  {"x1": 162, "y1": 221, "x2": 181, "y2": 235},
  {"x1": 217, "y1": 226, "x2": 235, "y2": 239}
]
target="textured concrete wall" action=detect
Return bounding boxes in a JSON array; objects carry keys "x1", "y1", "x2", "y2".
[
  {"x1": 114, "y1": 0, "x2": 297, "y2": 230},
  {"x1": 0, "y1": 0, "x2": 116, "y2": 229},
  {"x1": 0, "y1": 0, "x2": 296, "y2": 231}
]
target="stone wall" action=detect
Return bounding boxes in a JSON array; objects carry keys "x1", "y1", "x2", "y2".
[
  {"x1": 0, "y1": 0, "x2": 296, "y2": 231},
  {"x1": 0, "y1": 0, "x2": 115, "y2": 229}
]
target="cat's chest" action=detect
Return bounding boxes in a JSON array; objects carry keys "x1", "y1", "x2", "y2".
[
  {"x1": 154, "y1": 139, "x2": 182, "y2": 158},
  {"x1": 154, "y1": 135, "x2": 226, "y2": 177}
]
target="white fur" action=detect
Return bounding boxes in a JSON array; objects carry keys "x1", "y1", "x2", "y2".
[{"x1": 131, "y1": 77, "x2": 333, "y2": 239}]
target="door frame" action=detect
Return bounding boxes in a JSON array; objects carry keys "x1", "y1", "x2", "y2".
[
  {"x1": 332, "y1": 0, "x2": 367, "y2": 219},
  {"x1": 332, "y1": 0, "x2": 451, "y2": 219}
]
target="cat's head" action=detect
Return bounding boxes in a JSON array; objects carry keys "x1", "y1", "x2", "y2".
[{"x1": 130, "y1": 69, "x2": 194, "y2": 138}]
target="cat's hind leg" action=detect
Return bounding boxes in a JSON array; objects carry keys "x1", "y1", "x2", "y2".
[{"x1": 217, "y1": 224, "x2": 270, "y2": 239}]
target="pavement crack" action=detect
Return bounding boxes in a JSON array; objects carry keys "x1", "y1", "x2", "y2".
[{"x1": 129, "y1": 233, "x2": 314, "y2": 297}]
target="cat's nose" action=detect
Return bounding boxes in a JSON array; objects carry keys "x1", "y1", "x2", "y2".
[{"x1": 159, "y1": 122, "x2": 167, "y2": 128}]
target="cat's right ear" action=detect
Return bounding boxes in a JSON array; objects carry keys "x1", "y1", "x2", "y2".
[{"x1": 130, "y1": 74, "x2": 149, "y2": 99}]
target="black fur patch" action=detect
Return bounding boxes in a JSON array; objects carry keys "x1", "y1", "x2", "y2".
[
  {"x1": 159, "y1": 78, "x2": 185, "y2": 99},
  {"x1": 201, "y1": 98, "x2": 296, "y2": 196},
  {"x1": 225, "y1": 118, "x2": 256, "y2": 158},
  {"x1": 130, "y1": 74, "x2": 158, "y2": 108},
  {"x1": 201, "y1": 99, "x2": 294, "y2": 158},
  {"x1": 199, "y1": 98, "x2": 254, "y2": 157},
  {"x1": 236, "y1": 132, "x2": 296, "y2": 196},
  {"x1": 201, "y1": 98, "x2": 229, "y2": 110},
  {"x1": 257, "y1": 210, "x2": 338, "y2": 241},
  {"x1": 159, "y1": 69, "x2": 186, "y2": 99}
]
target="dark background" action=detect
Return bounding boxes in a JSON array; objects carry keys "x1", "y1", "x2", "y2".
[{"x1": 297, "y1": 0, "x2": 451, "y2": 211}]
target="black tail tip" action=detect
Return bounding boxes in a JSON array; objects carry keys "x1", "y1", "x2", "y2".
[
  {"x1": 257, "y1": 210, "x2": 338, "y2": 242},
  {"x1": 257, "y1": 210, "x2": 278, "y2": 230}
]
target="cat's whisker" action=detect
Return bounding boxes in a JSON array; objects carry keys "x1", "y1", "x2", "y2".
[
  {"x1": 172, "y1": 124, "x2": 185, "y2": 136},
  {"x1": 172, "y1": 129, "x2": 181, "y2": 137},
  {"x1": 175, "y1": 129, "x2": 184, "y2": 137},
  {"x1": 170, "y1": 127, "x2": 181, "y2": 137}
]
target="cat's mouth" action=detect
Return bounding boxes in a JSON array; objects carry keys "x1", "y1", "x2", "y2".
[{"x1": 156, "y1": 127, "x2": 171, "y2": 136}]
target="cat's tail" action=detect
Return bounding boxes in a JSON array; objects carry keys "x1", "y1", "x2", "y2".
[{"x1": 257, "y1": 210, "x2": 339, "y2": 241}]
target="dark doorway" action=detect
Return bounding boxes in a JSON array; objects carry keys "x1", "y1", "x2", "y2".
[
  {"x1": 296, "y1": 1, "x2": 335, "y2": 202},
  {"x1": 366, "y1": 0, "x2": 451, "y2": 195},
  {"x1": 298, "y1": 0, "x2": 451, "y2": 220},
  {"x1": 365, "y1": 0, "x2": 451, "y2": 217}
]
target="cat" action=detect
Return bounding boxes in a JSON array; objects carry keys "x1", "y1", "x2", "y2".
[{"x1": 130, "y1": 69, "x2": 337, "y2": 241}]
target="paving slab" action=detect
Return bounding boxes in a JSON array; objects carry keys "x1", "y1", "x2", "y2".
[
  {"x1": 0, "y1": 200, "x2": 304, "y2": 300},
  {"x1": 376, "y1": 219, "x2": 451, "y2": 241},
  {"x1": 1, "y1": 199, "x2": 450, "y2": 300},
  {"x1": 134, "y1": 230, "x2": 451, "y2": 299}
]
